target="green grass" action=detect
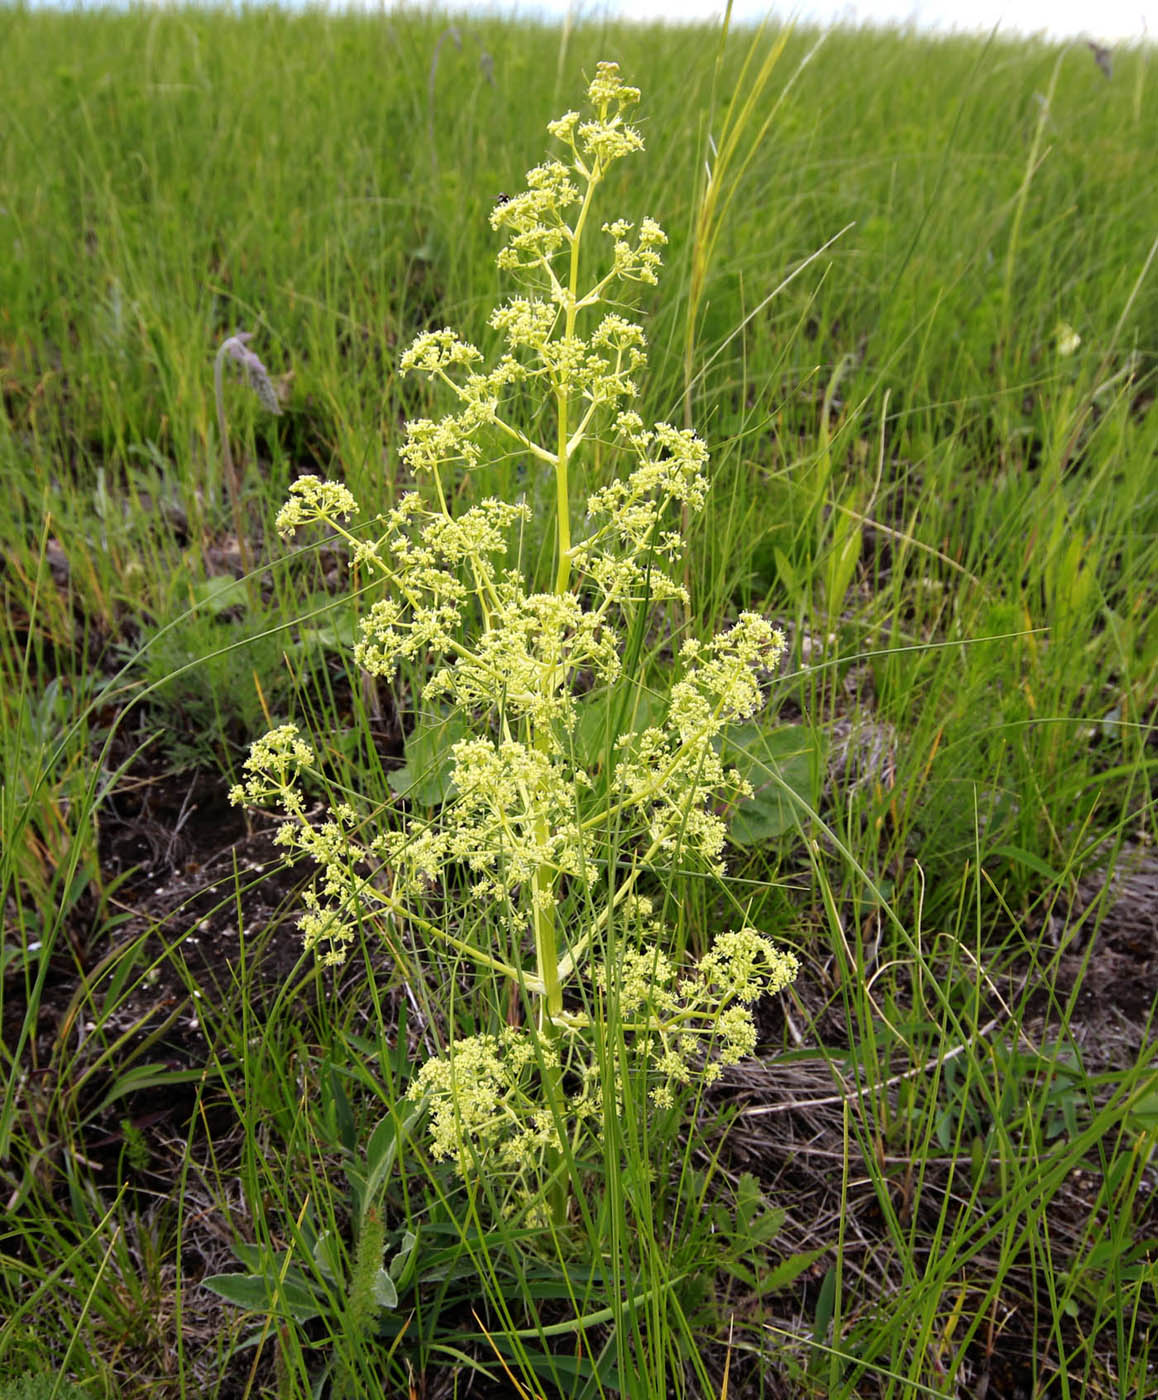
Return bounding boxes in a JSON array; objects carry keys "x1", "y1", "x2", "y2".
[{"x1": 1, "y1": 5, "x2": 1156, "y2": 1398}]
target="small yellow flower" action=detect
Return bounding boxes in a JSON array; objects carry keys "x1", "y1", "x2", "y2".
[{"x1": 1055, "y1": 321, "x2": 1081, "y2": 357}]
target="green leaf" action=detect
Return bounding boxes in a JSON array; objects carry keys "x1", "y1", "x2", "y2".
[
  {"x1": 389, "y1": 1229, "x2": 418, "y2": 1285},
  {"x1": 313, "y1": 1231, "x2": 342, "y2": 1282},
  {"x1": 990, "y1": 844, "x2": 1061, "y2": 883},
  {"x1": 202, "y1": 1272, "x2": 272, "y2": 1310},
  {"x1": 773, "y1": 546, "x2": 800, "y2": 603},
  {"x1": 372, "y1": 1266, "x2": 398, "y2": 1311},
  {"x1": 759, "y1": 1246, "x2": 828, "y2": 1294},
  {"x1": 733, "y1": 1173, "x2": 785, "y2": 1244},
  {"x1": 388, "y1": 712, "x2": 468, "y2": 806},
  {"x1": 1126, "y1": 1081, "x2": 1158, "y2": 1136},
  {"x1": 232, "y1": 1242, "x2": 271, "y2": 1273},
  {"x1": 201, "y1": 1271, "x2": 322, "y2": 1322},
  {"x1": 295, "y1": 597, "x2": 357, "y2": 652},
  {"x1": 363, "y1": 1106, "x2": 422, "y2": 1209},
  {"x1": 824, "y1": 507, "x2": 862, "y2": 618},
  {"x1": 812, "y1": 1264, "x2": 837, "y2": 1350},
  {"x1": 325, "y1": 1063, "x2": 357, "y2": 1152},
  {"x1": 190, "y1": 575, "x2": 249, "y2": 616},
  {"x1": 364, "y1": 1113, "x2": 400, "y2": 1190},
  {"x1": 92, "y1": 1063, "x2": 210, "y2": 1117},
  {"x1": 722, "y1": 723, "x2": 824, "y2": 844},
  {"x1": 573, "y1": 685, "x2": 659, "y2": 775}
]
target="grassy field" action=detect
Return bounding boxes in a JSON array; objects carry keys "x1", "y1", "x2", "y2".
[{"x1": 1, "y1": 4, "x2": 1156, "y2": 1398}]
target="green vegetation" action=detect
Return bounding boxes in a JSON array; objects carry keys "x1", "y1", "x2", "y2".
[{"x1": 1, "y1": 5, "x2": 1155, "y2": 1398}]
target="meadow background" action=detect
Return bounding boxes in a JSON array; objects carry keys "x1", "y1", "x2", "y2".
[{"x1": 1, "y1": 5, "x2": 1156, "y2": 1398}]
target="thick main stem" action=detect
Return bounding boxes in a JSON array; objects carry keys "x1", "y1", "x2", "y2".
[
  {"x1": 553, "y1": 268, "x2": 574, "y2": 595},
  {"x1": 529, "y1": 726, "x2": 567, "y2": 1225},
  {"x1": 534, "y1": 157, "x2": 605, "y2": 1225},
  {"x1": 552, "y1": 311, "x2": 575, "y2": 597},
  {"x1": 537, "y1": 155, "x2": 600, "y2": 1005},
  {"x1": 531, "y1": 781, "x2": 564, "y2": 1025},
  {"x1": 551, "y1": 152, "x2": 602, "y2": 596}
]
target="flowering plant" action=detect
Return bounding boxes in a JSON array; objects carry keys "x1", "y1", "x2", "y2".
[{"x1": 230, "y1": 63, "x2": 797, "y2": 1224}]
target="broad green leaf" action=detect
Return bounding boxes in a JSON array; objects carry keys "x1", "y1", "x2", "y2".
[
  {"x1": 363, "y1": 1106, "x2": 422, "y2": 1210},
  {"x1": 313, "y1": 1231, "x2": 342, "y2": 1282},
  {"x1": 202, "y1": 1271, "x2": 322, "y2": 1322},
  {"x1": 372, "y1": 1266, "x2": 398, "y2": 1310},
  {"x1": 389, "y1": 1229, "x2": 417, "y2": 1285},
  {"x1": 190, "y1": 575, "x2": 248, "y2": 616},
  {"x1": 722, "y1": 723, "x2": 825, "y2": 844},
  {"x1": 573, "y1": 686, "x2": 660, "y2": 773},
  {"x1": 388, "y1": 713, "x2": 468, "y2": 806}
]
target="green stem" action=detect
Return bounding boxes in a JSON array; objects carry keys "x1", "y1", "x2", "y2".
[
  {"x1": 528, "y1": 720, "x2": 567, "y2": 1225},
  {"x1": 530, "y1": 783, "x2": 563, "y2": 1023},
  {"x1": 540, "y1": 152, "x2": 602, "y2": 1212},
  {"x1": 530, "y1": 148, "x2": 608, "y2": 1224},
  {"x1": 551, "y1": 149, "x2": 603, "y2": 596},
  {"x1": 553, "y1": 338, "x2": 573, "y2": 596}
]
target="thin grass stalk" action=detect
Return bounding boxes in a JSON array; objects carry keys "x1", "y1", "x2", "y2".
[{"x1": 213, "y1": 338, "x2": 252, "y2": 577}]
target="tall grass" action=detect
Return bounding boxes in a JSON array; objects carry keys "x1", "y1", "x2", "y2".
[{"x1": 1, "y1": 6, "x2": 1155, "y2": 1398}]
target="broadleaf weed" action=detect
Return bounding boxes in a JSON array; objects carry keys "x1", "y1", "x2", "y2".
[{"x1": 231, "y1": 62, "x2": 798, "y2": 1242}]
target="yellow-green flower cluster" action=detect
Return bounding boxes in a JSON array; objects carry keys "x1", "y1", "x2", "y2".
[
  {"x1": 424, "y1": 587, "x2": 620, "y2": 728},
  {"x1": 353, "y1": 496, "x2": 531, "y2": 676},
  {"x1": 407, "y1": 1028, "x2": 562, "y2": 1173},
  {"x1": 492, "y1": 62, "x2": 654, "y2": 286},
  {"x1": 229, "y1": 724, "x2": 379, "y2": 963},
  {"x1": 595, "y1": 923, "x2": 799, "y2": 1108},
  {"x1": 571, "y1": 414, "x2": 709, "y2": 607},
  {"x1": 373, "y1": 735, "x2": 596, "y2": 912},
  {"x1": 229, "y1": 62, "x2": 800, "y2": 1196},
  {"x1": 361, "y1": 609, "x2": 782, "y2": 932},
  {"x1": 391, "y1": 62, "x2": 666, "y2": 488},
  {"x1": 274, "y1": 477, "x2": 358, "y2": 540},
  {"x1": 406, "y1": 922, "x2": 800, "y2": 1187},
  {"x1": 611, "y1": 615, "x2": 786, "y2": 873},
  {"x1": 407, "y1": 1025, "x2": 611, "y2": 1224}
]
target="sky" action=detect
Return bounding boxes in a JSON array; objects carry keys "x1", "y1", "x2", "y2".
[
  {"x1": 31, "y1": 0, "x2": 1155, "y2": 44},
  {"x1": 410, "y1": 0, "x2": 1153, "y2": 43}
]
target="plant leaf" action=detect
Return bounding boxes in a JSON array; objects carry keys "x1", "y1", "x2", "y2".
[
  {"x1": 372, "y1": 1266, "x2": 398, "y2": 1311},
  {"x1": 722, "y1": 723, "x2": 824, "y2": 844},
  {"x1": 202, "y1": 1270, "x2": 322, "y2": 1322},
  {"x1": 388, "y1": 713, "x2": 468, "y2": 806},
  {"x1": 190, "y1": 575, "x2": 248, "y2": 616}
]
